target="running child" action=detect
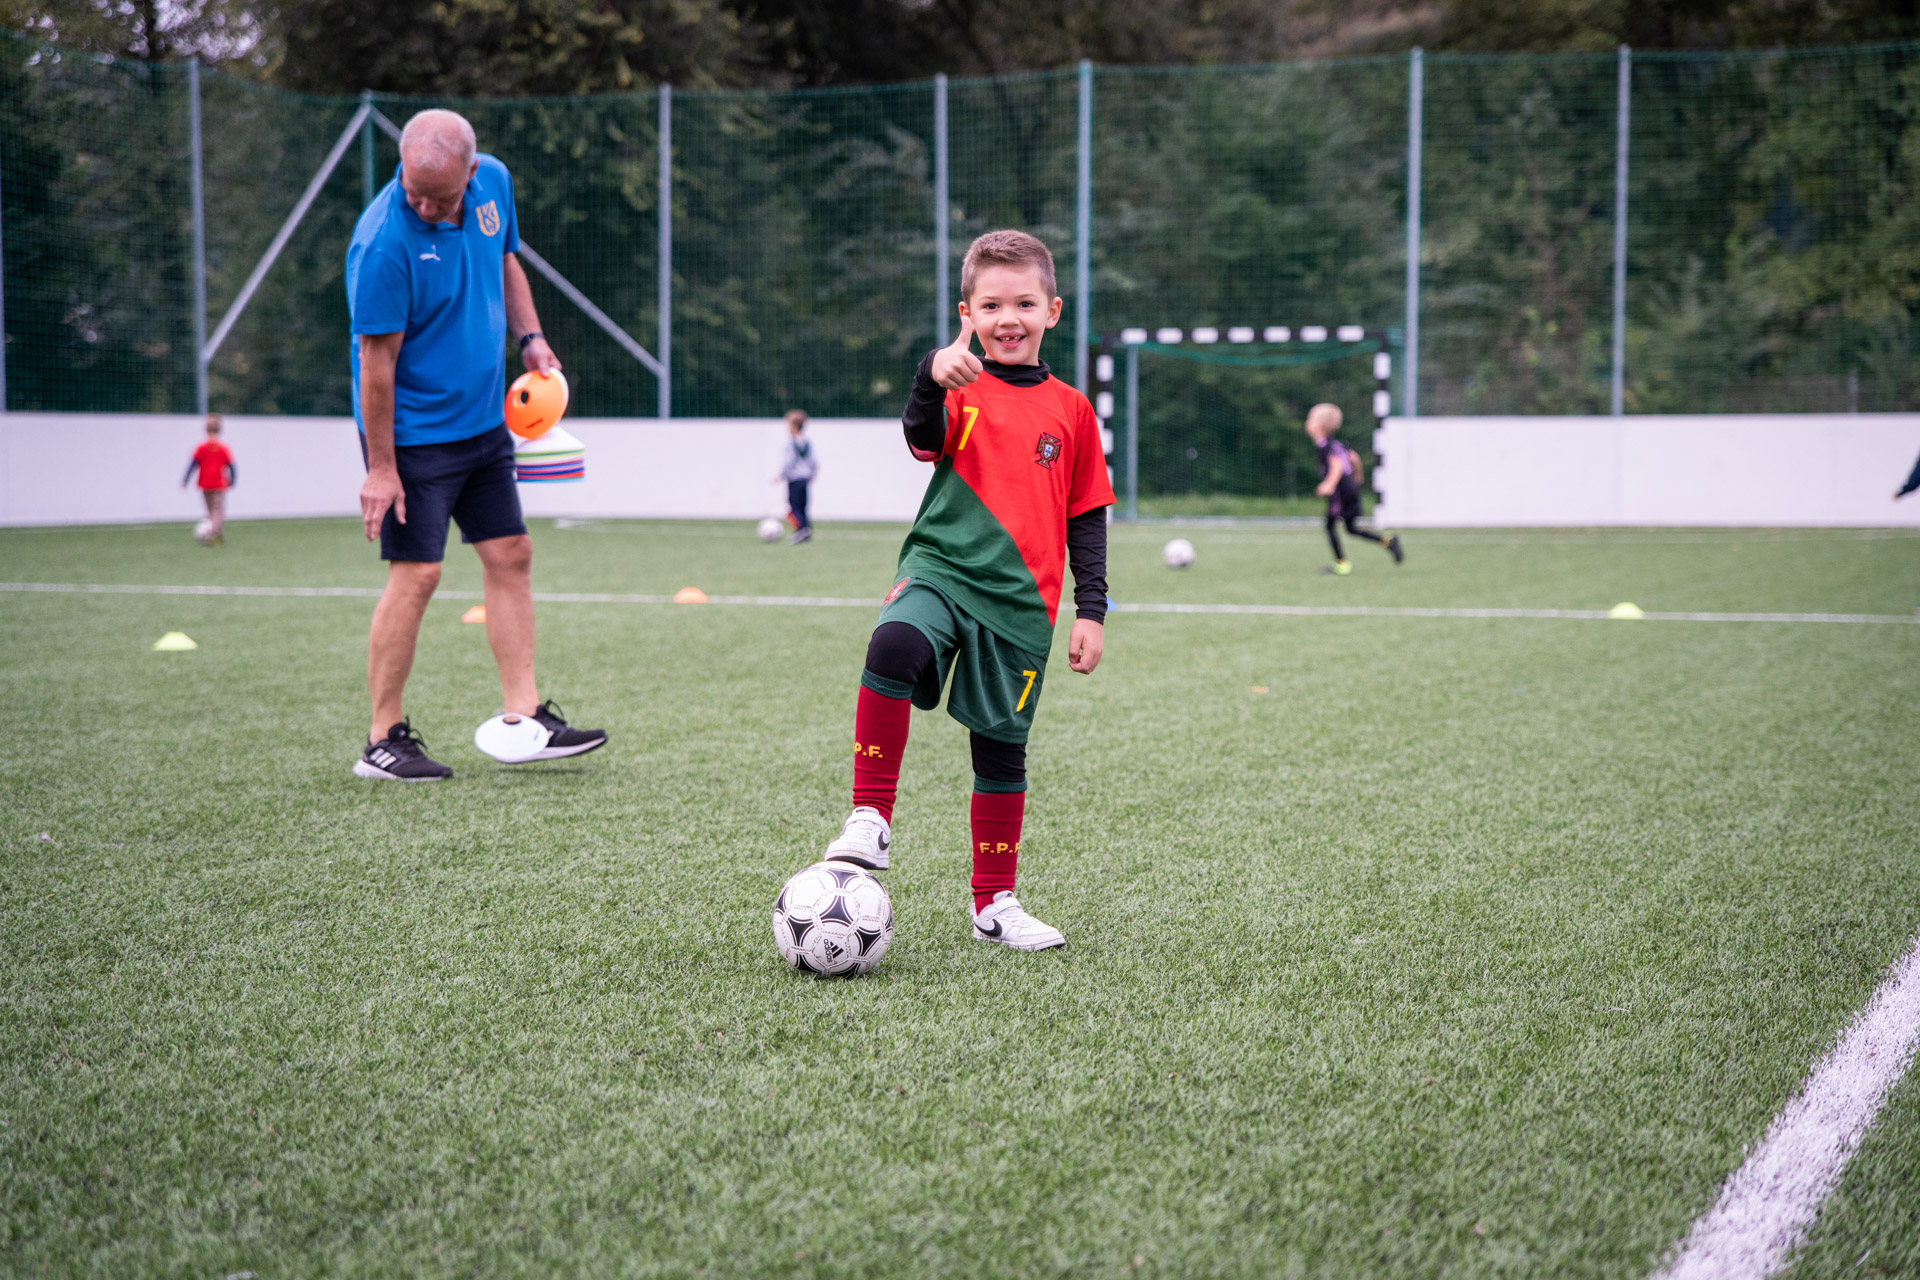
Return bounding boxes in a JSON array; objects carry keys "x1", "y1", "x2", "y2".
[
  {"x1": 821, "y1": 230, "x2": 1114, "y2": 951},
  {"x1": 181, "y1": 413, "x2": 236, "y2": 544},
  {"x1": 1307, "y1": 402, "x2": 1400, "y2": 574},
  {"x1": 779, "y1": 408, "x2": 817, "y2": 544}
]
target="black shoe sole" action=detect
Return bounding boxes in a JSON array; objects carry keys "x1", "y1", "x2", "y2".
[{"x1": 509, "y1": 734, "x2": 608, "y2": 763}]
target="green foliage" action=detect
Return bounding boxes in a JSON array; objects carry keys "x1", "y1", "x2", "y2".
[
  {"x1": 274, "y1": 0, "x2": 757, "y2": 95},
  {"x1": 4, "y1": 30, "x2": 1919, "y2": 438}
]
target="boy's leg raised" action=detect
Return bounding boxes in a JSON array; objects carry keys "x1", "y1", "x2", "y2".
[
  {"x1": 852, "y1": 621, "x2": 932, "y2": 821},
  {"x1": 828, "y1": 621, "x2": 935, "y2": 870}
]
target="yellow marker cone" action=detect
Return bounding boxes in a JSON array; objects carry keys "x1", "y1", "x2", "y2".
[
  {"x1": 1609, "y1": 602, "x2": 1645, "y2": 620},
  {"x1": 153, "y1": 632, "x2": 198, "y2": 651},
  {"x1": 462, "y1": 605, "x2": 487, "y2": 624},
  {"x1": 674, "y1": 586, "x2": 709, "y2": 604}
]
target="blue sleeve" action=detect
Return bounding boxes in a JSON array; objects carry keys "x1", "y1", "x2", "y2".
[
  {"x1": 183, "y1": 458, "x2": 198, "y2": 484},
  {"x1": 348, "y1": 237, "x2": 411, "y2": 336}
]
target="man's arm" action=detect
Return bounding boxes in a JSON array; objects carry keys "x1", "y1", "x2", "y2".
[
  {"x1": 359, "y1": 332, "x2": 407, "y2": 541},
  {"x1": 503, "y1": 253, "x2": 560, "y2": 374}
]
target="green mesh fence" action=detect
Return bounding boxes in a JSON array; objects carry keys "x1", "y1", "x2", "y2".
[
  {"x1": 1093, "y1": 60, "x2": 1408, "y2": 503},
  {"x1": 3, "y1": 32, "x2": 1918, "y2": 502}
]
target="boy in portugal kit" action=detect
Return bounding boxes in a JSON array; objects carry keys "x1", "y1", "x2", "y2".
[{"x1": 822, "y1": 230, "x2": 1114, "y2": 951}]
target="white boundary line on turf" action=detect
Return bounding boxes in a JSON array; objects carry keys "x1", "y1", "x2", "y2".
[
  {"x1": 2, "y1": 582, "x2": 1917, "y2": 624},
  {"x1": 1653, "y1": 934, "x2": 1920, "y2": 1280}
]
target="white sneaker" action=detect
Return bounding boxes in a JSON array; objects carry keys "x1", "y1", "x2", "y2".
[
  {"x1": 825, "y1": 806, "x2": 891, "y2": 871},
  {"x1": 971, "y1": 891, "x2": 1065, "y2": 950}
]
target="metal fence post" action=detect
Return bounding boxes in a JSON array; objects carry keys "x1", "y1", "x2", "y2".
[
  {"x1": 1125, "y1": 345, "x2": 1139, "y2": 521},
  {"x1": 1403, "y1": 48, "x2": 1422, "y2": 419},
  {"x1": 934, "y1": 74, "x2": 950, "y2": 346},
  {"x1": 1075, "y1": 60, "x2": 1093, "y2": 394},
  {"x1": 188, "y1": 58, "x2": 209, "y2": 416},
  {"x1": 1611, "y1": 45, "x2": 1631, "y2": 416},
  {"x1": 361, "y1": 90, "x2": 376, "y2": 208},
  {"x1": 657, "y1": 84, "x2": 672, "y2": 420}
]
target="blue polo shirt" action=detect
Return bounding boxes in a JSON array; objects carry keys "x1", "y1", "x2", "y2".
[{"x1": 346, "y1": 153, "x2": 520, "y2": 447}]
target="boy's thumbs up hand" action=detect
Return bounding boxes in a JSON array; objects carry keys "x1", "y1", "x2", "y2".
[{"x1": 931, "y1": 315, "x2": 984, "y2": 389}]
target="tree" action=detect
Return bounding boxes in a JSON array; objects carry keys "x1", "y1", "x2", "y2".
[
  {"x1": 0, "y1": 0, "x2": 267, "y2": 63},
  {"x1": 271, "y1": 0, "x2": 764, "y2": 95}
]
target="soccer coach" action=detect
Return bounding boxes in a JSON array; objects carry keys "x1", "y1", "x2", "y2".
[{"x1": 346, "y1": 108, "x2": 606, "y2": 781}]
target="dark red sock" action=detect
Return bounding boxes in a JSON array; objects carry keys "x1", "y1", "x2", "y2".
[
  {"x1": 851, "y1": 685, "x2": 911, "y2": 823},
  {"x1": 970, "y1": 790, "x2": 1026, "y2": 912}
]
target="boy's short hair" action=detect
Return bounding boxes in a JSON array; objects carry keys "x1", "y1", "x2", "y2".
[
  {"x1": 785, "y1": 408, "x2": 807, "y2": 427},
  {"x1": 961, "y1": 230, "x2": 1057, "y2": 302},
  {"x1": 205, "y1": 413, "x2": 223, "y2": 435}
]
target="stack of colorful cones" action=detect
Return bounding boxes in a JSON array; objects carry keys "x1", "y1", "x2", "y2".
[{"x1": 514, "y1": 424, "x2": 585, "y2": 483}]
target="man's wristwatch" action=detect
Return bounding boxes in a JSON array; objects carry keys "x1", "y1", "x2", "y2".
[{"x1": 518, "y1": 331, "x2": 544, "y2": 350}]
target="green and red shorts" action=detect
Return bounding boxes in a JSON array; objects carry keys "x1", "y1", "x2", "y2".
[{"x1": 861, "y1": 579, "x2": 1048, "y2": 745}]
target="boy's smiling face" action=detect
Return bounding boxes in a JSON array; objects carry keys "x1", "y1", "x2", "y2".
[{"x1": 960, "y1": 264, "x2": 1062, "y2": 366}]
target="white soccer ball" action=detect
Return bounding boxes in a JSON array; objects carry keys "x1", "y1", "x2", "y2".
[
  {"x1": 1162, "y1": 537, "x2": 1195, "y2": 569},
  {"x1": 773, "y1": 860, "x2": 894, "y2": 977},
  {"x1": 757, "y1": 516, "x2": 784, "y2": 543},
  {"x1": 193, "y1": 518, "x2": 215, "y2": 545}
]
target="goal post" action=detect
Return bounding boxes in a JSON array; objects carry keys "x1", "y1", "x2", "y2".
[{"x1": 1092, "y1": 326, "x2": 1400, "y2": 520}]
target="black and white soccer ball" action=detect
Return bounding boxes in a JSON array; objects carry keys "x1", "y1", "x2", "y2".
[{"x1": 772, "y1": 860, "x2": 893, "y2": 977}]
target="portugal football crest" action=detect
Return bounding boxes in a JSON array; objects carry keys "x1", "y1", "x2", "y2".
[
  {"x1": 1034, "y1": 432, "x2": 1062, "y2": 469},
  {"x1": 476, "y1": 200, "x2": 502, "y2": 237}
]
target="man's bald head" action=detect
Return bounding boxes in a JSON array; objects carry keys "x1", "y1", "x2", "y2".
[{"x1": 399, "y1": 109, "x2": 478, "y2": 225}]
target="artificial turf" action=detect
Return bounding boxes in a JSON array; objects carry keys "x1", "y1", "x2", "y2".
[{"x1": 2, "y1": 517, "x2": 1917, "y2": 1278}]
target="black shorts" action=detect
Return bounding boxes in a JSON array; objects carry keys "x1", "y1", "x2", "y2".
[
  {"x1": 1328, "y1": 482, "x2": 1364, "y2": 521},
  {"x1": 361, "y1": 424, "x2": 527, "y2": 562}
]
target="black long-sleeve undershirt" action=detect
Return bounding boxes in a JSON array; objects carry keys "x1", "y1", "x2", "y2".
[
  {"x1": 901, "y1": 350, "x2": 948, "y2": 455},
  {"x1": 1066, "y1": 507, "x2": 1108, "y2": 624},
  {"x1": 900, "y1": 348, "x2": 1109, "y2": 624}
]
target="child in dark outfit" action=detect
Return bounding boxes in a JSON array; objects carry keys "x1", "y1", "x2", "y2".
[{"x1": 1306, "y1": 402, "x2": 1401, "y2": 575}]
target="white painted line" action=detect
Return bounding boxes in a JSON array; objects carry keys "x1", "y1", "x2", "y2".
[
  {"x1": 2, "y1": 582, "x2": 1916, "y2": 625},
  {"x1": 1654, "y1": 934, "x2": 1920, "y2": 1280},
  {"x1": 1112, "y1": 602, "x2": 1920, "y2": 625}
]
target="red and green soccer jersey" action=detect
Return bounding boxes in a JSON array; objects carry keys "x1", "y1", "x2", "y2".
[{"x1": 894, "y1": 367, "x2": 1115, "y2": 656}]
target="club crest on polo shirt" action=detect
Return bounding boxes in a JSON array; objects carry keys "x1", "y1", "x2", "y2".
[
  {"x1": 476, "y1": 200, "x2": 502, "y2": 237},
  {"x1": 883, "y1": 578, "x2": 912, "y2": 604},
  {"x1": 1034, "y1": 432, "x2": 1062, "y2": 469}
]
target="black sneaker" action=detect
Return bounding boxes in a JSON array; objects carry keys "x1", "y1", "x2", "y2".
[
  {"x1": 355, "y1": 720, "x2": 453, "y2": 781},
  {"x1": 523, "y1": 700, "x2": 608, "y2": 761},
  {"x1": 1386, "y1": 533, "x2": 1405, "y2": 564}
]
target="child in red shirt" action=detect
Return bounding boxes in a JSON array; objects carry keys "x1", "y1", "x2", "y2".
[
  {"x1": 181, "y1": 413, "x2": 235, "y2": 545},
  {"x1": 819, "y1": 230, "x2": 1114, "y2": 953}
]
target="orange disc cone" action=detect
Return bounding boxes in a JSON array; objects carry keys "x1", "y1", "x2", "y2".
[{"x1": 506, "y1": 369, "x2": 570, "y2": 439}]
